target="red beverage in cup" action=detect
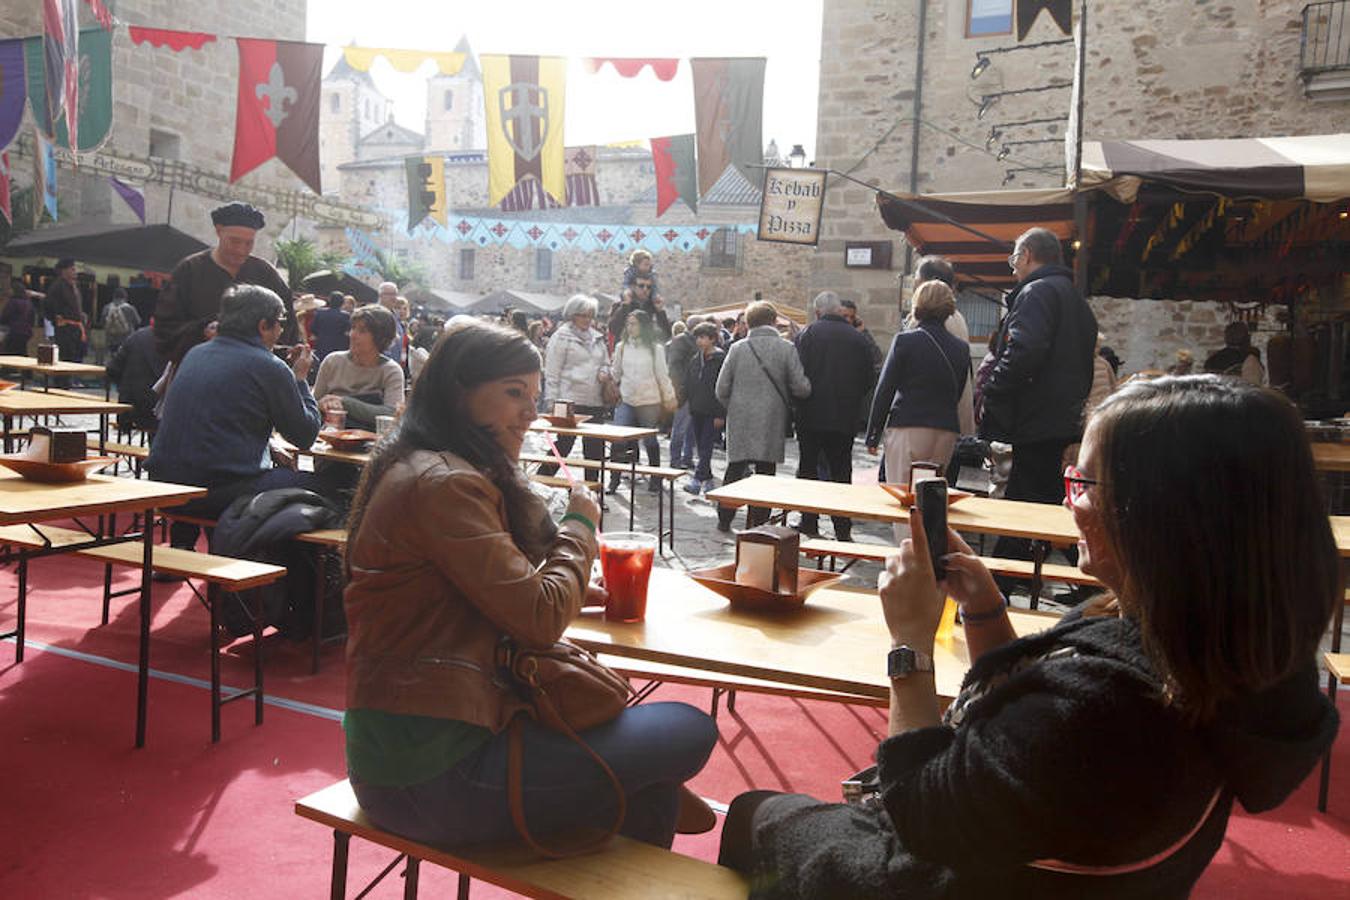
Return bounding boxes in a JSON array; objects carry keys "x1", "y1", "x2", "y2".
[{"x1": 600, "y1": 532, "x2": 656, "y2": 623}]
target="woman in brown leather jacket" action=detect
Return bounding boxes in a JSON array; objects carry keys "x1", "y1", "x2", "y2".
[{"x1": 342, "y1": 319, "x2": 718, "y2": 849}]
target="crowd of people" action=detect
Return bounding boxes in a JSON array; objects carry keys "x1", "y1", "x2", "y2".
[{"x1": 1, "y1": 201, "x2": 1336, "y2": 896}]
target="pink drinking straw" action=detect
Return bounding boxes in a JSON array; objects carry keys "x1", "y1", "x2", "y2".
[{"x1": 544, "y1": 433, "x2": 577, "y2": 486}]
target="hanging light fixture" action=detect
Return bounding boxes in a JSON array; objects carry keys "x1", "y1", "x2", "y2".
[
  {"x1": 977, "y1": 95, "x2": 1000, "y2": 120},
  {"x1": 968, "y1": 38, "x2": 1074, "y2": 81},
  {"x1": 788, "y1": 144, "x2": 807, "y2": 169},
  {"x1": 970, "y1": 55, "x2": 992, "y2": 80}
]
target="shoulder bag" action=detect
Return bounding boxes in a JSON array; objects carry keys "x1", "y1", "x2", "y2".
[
  {"x1": 745, "y1": 339, "x2": 795, "y2": 438},
  {"x1": 497, "y1": 637, "x2": 635, "y2": 857},
  {"x1": 597, "y1": 340, "x2": 622, "y2": 407}
]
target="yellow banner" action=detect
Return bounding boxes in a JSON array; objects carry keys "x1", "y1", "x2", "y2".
[
  {"x1": 481, "y1": 54, "x2": 566, "y2": 207},
  {"x1": 343, "y1": 46, "x2": 465, "y2": 76}
]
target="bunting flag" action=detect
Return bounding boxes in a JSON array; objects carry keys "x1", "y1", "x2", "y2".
[
  {"x1": 127, "y1": 27, "x2": 217, "y2": 52},
  {"x1": 690, "y1": 58, "x2": 765, "y2": 197},
  {"x1": 582, "y1": 58, "x2": 680, "y2": 81},
  {"x1": 430, "y1": 213, "x2": 756, "y2": 254},
  {"x1": 24, "y1": 27, "x2": 114, "y2": 151},
  {"x1": 84, "y1": 0, "x2": 113, "y2": 31},
  {"x1": 110, "y1": 176, "x2": 146, "y2": 223},
  {"x1": 0, "y1": 39, "x2": 26, "y2": 150},
  {"x1": 405, "y1": 155, "x2": 447, "y2": 232},
  {"x1": 0, "y1": 152, "x2": 11, "y2": 226},
  {"x1": 42, "y1": 0, "x2": 80, "y2": 152},
  {"x1": 481, "y1": 54, "x2": 566, "y2": 207},
  {"x1": 342, "y1": 46, "x2": 466, "y2": 76},
  {"x1": 230, "y1": 39, "x2": 324, "y2": 193},
  {"x1": 650, "y1": 134, "x2": 698, "y2": 217},
  {"x1": 1017, "y1": 0, "x2": 1074, "y2": 41},
  {"x1": 32, "y1": 127, "x2": 58, "y2": 224}
]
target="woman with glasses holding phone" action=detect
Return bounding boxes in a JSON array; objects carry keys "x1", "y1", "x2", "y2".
[{"x1": 719, "y1": 375, "x2": 1339, "y2": 899}]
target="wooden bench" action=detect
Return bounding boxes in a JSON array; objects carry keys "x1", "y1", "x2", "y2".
[
  {"x1": 295, "y1": 528, "x2": 350, "y2": 674},
  {"x1": 0, "y1": 522, "x2": 286, "y2": 742},
  {"x1": 1318, "y1": 651, "x2": 1349, "y2": 813},
  {"x1": 296, "y1": 779, "x2": 749, "y2": 900},
  {"x1": 800, "y1": 537, "x2": 1101, "y2": 609},
  {"x1": 520, "y1": 453, "x2": 686, "y2": 553}
]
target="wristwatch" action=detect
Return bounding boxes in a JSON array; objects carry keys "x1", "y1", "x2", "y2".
[{"x1": 887, "y1": 645, "x2": 935, "y2": 679}]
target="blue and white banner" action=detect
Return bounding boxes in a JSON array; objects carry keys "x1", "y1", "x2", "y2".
[{"x1": 416, "y1": 214, "x2": 757, "y2": 254}]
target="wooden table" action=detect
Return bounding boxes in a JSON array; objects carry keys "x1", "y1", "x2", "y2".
[
  {"x1": 1312, "y1": 443, "x2": 1350, "y2": 474},
  {"x1": 0, "y1": 388, "x2": 131, "y2": 453},
  {"x1": 566, "y1": 568, "x2": 1058, "y2": 702},
  {"x1": 282, "y1": 437, "x2": 371, "y2": 467},
  {"x1": 530, "y1": 419, "x2": 660, "y2": 531},
  {"x1": 0, "y1": 355, "x2": 107, "y2": 395},
  {"x1": 0, "y1": 471, "x2": 205, "y2": 746}
]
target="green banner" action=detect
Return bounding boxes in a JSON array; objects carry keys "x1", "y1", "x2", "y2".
[{"x1": 24, "y1": 27, "x2": 112, "y2": 152}]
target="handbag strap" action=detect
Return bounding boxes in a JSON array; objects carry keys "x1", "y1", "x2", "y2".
[
  {"x1": 916, "y1": 325, "x2": 961, "y2": 396},
  {"x1": 745, "y1": 339, "x2": 792, "y2": 413},
  {"x1": 506, "y1": 690, "x2": 628, "y2": 859}
]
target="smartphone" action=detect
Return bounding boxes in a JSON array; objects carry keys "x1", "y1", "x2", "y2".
[{"x1": 915, "y1": 477, "x2": 948, "y2": 580}]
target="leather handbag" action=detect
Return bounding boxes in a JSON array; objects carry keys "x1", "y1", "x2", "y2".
[{"x1": 498, "y1": 637, "x2": 635, "y2": 857}]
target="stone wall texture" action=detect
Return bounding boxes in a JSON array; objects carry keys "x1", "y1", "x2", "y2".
[
  {"x1": 813, "y1": 0, "x2": 1348, "y2": 343},
  {"x1": 1088, "y1": 295, "x2": 1279, "y2": 376}
]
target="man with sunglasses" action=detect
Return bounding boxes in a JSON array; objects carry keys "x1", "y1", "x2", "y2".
[
  {"x1": 980, "y1": 227, "x2": 1097, "y2": 583},
  {"x1": 608, "y1": 270, "x2": 671, "y2": 344}
]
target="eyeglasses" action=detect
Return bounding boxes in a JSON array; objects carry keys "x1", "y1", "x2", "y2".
[
  {"x1": 1007, "y1": 248, "x2": 1024, "y2": 269},
  {"x1": 1063, "y1": 464, "x2": 1098, "y2": 503}
]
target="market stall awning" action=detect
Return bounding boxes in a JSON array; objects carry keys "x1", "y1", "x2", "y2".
[
  {"x1": 1080, "y1": 134, "x2": 1350, "y2": 203},
  {"x1": 1, "y1": 223, "x2": 209, "y2": 274},
  {"x1": 876, "y1": 188, "x2": 1075, "y2": 289},
  {"x1": 300, "y1": 269, "x2": 378, "y2": 303},
  {"x1": 475, "y1": 290, "x2": 570, "y2": 316}
]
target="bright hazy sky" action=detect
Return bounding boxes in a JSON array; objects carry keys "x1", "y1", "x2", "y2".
[{"x1": 306, "y1": 0, "x2": 823, "y2": 158}]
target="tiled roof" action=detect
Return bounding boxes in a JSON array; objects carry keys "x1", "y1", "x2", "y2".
[{"x1": 632, "y1": 164, "x2": 762, "y2": 207}]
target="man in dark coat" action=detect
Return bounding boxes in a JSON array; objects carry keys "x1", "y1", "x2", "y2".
[
  {"x1": 980, "y1": 227, "x2": 1098, "y2": 572},
  {"x1": 794, "y1": 291, "x2": 878, "y2": 540},
  {"x1": 44, "y1": 257, "x2": 85, "y2": 363},
  {"x1": 153, "y1": 202, "x2": 295, "y2": 356},
  {"x1": 607, "y1": 274, "x2": 670, "y2": 345}
]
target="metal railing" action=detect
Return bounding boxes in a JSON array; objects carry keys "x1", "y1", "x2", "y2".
[{"x1": 1301, "y1": 1, "x2": 1350, "y2": 77}]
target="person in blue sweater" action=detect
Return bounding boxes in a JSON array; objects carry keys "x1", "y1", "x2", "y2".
[{"x1": 148, "y1": 284, "x2": 324, "y2": 550}]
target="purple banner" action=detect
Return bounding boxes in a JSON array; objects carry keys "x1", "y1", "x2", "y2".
[{"x1": 0, "y1": 39, "x2": 26, "y2": 149}]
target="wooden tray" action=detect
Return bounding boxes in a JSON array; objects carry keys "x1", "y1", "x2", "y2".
[
  {"x1": 539, "y1": 414, "x2": 594, "y2": 428},
  {"x1": 880, "y1": 483, "x2": 973, "y2": 507},
  {"x1": 0, "y1": 455, "x2": 116, "y2": 483},
  {"x1": 688, "y1": 563, "x2": 842, "y2": 611},
  {"x1": 0, "y1": 380, "x2": 17, "y2": 392},
  {"x1": 320, "y1": 429, "x2": 377, "y2": 451}
]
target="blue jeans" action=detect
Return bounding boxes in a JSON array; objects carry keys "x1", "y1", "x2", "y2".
[
  {"x1": 611, "y1": 402, "x2": 662, "y2": 466},
  {"x1": 690, "y1": 413, "x2": 718, "y2": 482},
  {"x1": 351, "y1": 702, "x2": 718, "y2": 849},
  {"x1": 669, "y1": 404, "x2": 694, "y2": 465}
]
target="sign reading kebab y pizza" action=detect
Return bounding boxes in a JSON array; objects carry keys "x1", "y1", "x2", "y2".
[{"x1": 757, "y1": 167, "x2": 827, "y2": 246}]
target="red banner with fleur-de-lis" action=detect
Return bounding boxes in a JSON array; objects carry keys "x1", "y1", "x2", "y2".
[{"x1": 230, "y1": 39, "x2": 323, "y2": 193}]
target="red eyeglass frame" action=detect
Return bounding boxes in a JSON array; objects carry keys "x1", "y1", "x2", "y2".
[{"x1": 1063, "y1": 464, "x2": 1098, "y2": 503}]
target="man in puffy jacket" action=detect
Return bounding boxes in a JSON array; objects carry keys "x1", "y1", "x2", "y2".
[{"x1": 980, "y1": 227, "x2": 1097, "y2": 573}]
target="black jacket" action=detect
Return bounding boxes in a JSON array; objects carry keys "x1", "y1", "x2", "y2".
[
  {"x1": 685, "y1": 348, "x2": 726, "y2": 417},
  {"x1": 743, "y1": 609, "x2": 1337, "y2": 899},
  {"x1": 981, "y1": 264, "x2": 1097, "y2": 445},
  {"x1": 794, "y1": 315, "x2": 878, "y2": 434},
  {"x1": 865, "y1": 320, "x2": 970, "y2": 446},
  {"x1": 106, "y1": 326, "x2": 165, "y2": 432},
  {"x1": 666, "y1": 332, "x2": 699, "y2": 404}
]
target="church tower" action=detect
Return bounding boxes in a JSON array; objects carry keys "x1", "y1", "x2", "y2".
[{"x1": 424, "y1": 36, "x2": 485, "y2": 152}]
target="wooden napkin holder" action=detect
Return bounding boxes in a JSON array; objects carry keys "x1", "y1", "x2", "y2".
[
  {"x1": 29, "y1": 426, "x2": 87, "y2": 463},
  {"x1": 734, "y1": 525, "x2": 800, "y2": 595},
  {"x1": 551, "y1": 399, "x2": 576, "y2": 419},
  {"x1": 36, "y1": 343, "x2": 59, "y2": 365}
]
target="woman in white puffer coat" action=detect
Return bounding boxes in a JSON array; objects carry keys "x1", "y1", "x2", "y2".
[
  {"x1": 542, "y1": 294, "x2": 610, "y2": 473},
  {"x1": 610, "y1": 308, "x2": 676, "y2": 493}
]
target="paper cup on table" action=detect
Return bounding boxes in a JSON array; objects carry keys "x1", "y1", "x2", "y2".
[
  {"x1": 599, "y1": 532, "x2": 657, "y2": 623},
  {"x1": 322, "y1": 408, "x2": 347, "y2": 432}
]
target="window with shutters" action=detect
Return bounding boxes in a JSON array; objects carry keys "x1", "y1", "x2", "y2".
[
  {"x1": 704, "y1": 228, "x2": 740, "y2": 270},
  {"x1": 535, "y1": 248, "x2": 553, "y2": 281},
  {"x1": 460, "y1": 248, "x2": 476, "y2": 280}
]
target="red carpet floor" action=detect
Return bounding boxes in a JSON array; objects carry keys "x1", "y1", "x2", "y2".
[{"x1": 0, "y1": 551, "x2": 1347, "y2": 897}]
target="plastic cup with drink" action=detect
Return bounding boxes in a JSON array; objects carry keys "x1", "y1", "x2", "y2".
[{"x1": 599, "y1": 531, "x2": 657, "y2": 623}]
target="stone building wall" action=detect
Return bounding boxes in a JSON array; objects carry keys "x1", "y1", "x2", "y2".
[
  {"x1": 321, "y1": 76, "x2": 395, "y2": 195},
  {"x1": 3, "y1": 2, "x2": 309, "y2": 257},
  {"x1": 1089, "y1": 296, "x2": 1279, "y2": 376},
  {"x1": 813, "y1": 0, "x2": 1349, "y2": 343}
]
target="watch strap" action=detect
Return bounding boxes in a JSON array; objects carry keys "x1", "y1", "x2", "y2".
[{"x1": 887, "y1": 645, "x2": 935, "y2": 679}]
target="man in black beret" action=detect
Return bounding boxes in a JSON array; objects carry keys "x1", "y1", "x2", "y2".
[
  {"x1": 153, "y1": 201, "x2": 295, "y2": 355},
  {"x1": 43, "y1": 257, "x2": 86, "y2": 365}
]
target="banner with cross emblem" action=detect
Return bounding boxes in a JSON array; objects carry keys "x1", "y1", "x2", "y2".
[
  {"x1": 230, "y1": 38, "x2": 323, "y2": 193},
  {"x1": 481, "y1": 54, "x2": 566, "y2": 207}
]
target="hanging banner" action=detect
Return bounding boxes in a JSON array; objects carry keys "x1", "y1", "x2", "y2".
[
  {"x1": 84, "y1": 0, "x2": 113, "y2": 31},
  {"x1": 111, "y1": 175, "x2": 147, "y2": 223},
  {"x1": 650, "y1": 134, "x2": 698, "y2": 217},
  {"x1": 405, "y1": 155, "x2": 447, "y2": 232},
  {"x1": 0, "y1": 39, "x2": 26, "y2": 150},
  {"x1": 481, "y1": 54, "x2": 566, "y2": 207},
  {"x1": 342, "y1": 47, "x2": 465, "y2": 75},
  {"x1": 582, "y1": 58, "x2": 679, "y2": 81},
  {"x1": 33, "y1": 128, "x2": 58, "y2": 223},
  {"x1": 0, "y1": 151, "x2": 11, "y2": 226},
  {"x1": 756, "y1": 167, "x2": 826, "y2": 245},
  {"x1": 42, "y1": 0, "x2": 80, "y2": 151},
  {"x1": 127, "y1": 27, "x2": 218, "y2": 52},
  {"x1": 231, "y1": 39, "x2": 324, "y2": 193},
  {"x1": 499, "y1": 146, "x2": 601, "y2": 211},
  {"x1": 23, "y1": 27, "x2": 113, "y2": 152},
  {"x1": 690, "y1": 57, "x2": 765, "y2": 197},
  {"x1": 425, "y1": 213, "x2": 755, "y2": 255}
]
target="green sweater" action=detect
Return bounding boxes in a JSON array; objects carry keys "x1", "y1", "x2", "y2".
[{"x1": 344, "y1": 709, "x2": 491, "y2": 787}]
